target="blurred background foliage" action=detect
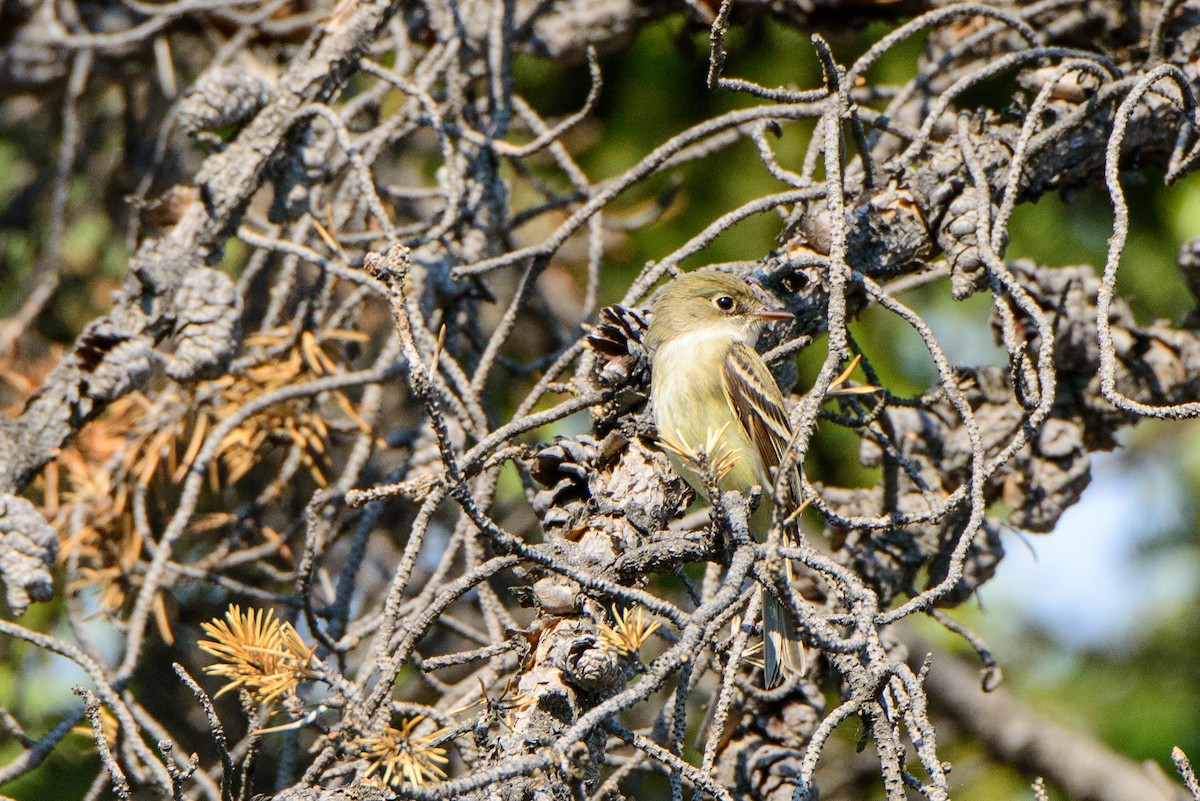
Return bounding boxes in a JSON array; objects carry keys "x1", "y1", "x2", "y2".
[{"x1": 2, "y1": 8, "x2": 1200, "y2": 801}]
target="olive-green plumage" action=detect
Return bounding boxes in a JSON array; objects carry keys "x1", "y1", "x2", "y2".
[{"x1": 647, "y1": 271, "x2": 804, "y2": 687}]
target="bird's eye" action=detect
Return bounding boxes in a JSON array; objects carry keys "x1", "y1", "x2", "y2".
[{"x1": 714, "y1": 295, "x2": 735, "y2": 312}]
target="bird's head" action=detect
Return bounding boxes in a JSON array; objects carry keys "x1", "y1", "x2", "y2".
[{"x1": 645, "y1": 271, "x2": 791, "y2": 352}]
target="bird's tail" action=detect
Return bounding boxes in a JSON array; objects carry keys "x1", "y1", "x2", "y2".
[{"x1": 762, "y1": 588, "x2": 805, "y2": 688}]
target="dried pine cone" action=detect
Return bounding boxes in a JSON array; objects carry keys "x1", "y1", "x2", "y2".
[
  {"x1": 0, "y1": 494, "x2": 57, "y2": 615},
  {"x1": 531, "y1": 435, "x2": 600, "y2": 531},
  {"x1": 77, "y1": 321, "x2": 154, "y2": 401},
  {"x1": 838, "y1": 516, "x2": 933, "y2": 606},
  {"x1": 166, "y1": 267, "x2": 242, "y2": 382},
  {"x1": 588, "y1": 435, "x2": 686, "y2": 538},
  {"x1": 720, "y1": 682, "x2": 827, "y2": 801},
  {"x1": 927, "y1": 517, "x2": 1005, "y2": 608},
  {"x1": 1006, "y1": 418, "x2": 1091, "y2": 533},
  {"x1": 177, "y1": 66, "x2": 273, "y2": 135},
  {"x1": 753, "y1": 680, "x2": 826, "y2": 750},
  {"x1": 585, "y1": 305, "x2": 650, "y2": 389},
  {"x1": 938, "y1": 189, "x2": 993, "y2": 300},
  {"x1": 563, "y1": 637, "x2": 627, "y2": 694},
  {"x1": 531, "y1": 434, "x2": 687, "y2": 574}
]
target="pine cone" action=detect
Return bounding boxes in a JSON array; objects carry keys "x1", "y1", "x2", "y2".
[
  {"x1": 938, "y1": 189, "x2": 992, "y2": 300},
  {"x1": 586, "y1": 305, "x2": 650, "y2": 389},
  {"x1": 588, "y1": 436, "x2": 686, "y2": 538},
  {"x1": 177, "y1": 66, "x2": 273, "y2": 135},
  {"x1": 531, "y1": 434, "x2": 687, "y2": 569},
  {"x1": 930, "y1": 518, "x2": 1005, "y2": 609},
  {"x1": 531, "y1": 435, "x2": 600, "y2": 531},
  {"x1": 0, "y1": 494, "x2": 57, "y2": 616},
  {"x1": 166, "y1": 267, "x2": 242, "y2": 382}
]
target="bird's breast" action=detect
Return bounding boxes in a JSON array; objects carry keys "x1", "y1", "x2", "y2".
[{"x1": 651, "y1": 335, "x2": 765, "y2": 497}]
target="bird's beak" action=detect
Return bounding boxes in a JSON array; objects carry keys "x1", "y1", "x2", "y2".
[{"x1": 752, "y1": 308, "x2": 793, "y2": 321}]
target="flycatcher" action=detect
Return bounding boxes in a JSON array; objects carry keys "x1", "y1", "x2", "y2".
[{"x1": 646, "y1": 270, "x2": 804, "y2": 687}]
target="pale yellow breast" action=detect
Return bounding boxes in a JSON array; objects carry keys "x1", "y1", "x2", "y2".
[{"x1": 651, "y1": 331, "x2": 767, "y2": 499}]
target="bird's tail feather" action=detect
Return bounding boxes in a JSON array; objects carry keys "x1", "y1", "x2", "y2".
[{"x1": 762, "y1": 590, "x2": 805, "y2": 688}]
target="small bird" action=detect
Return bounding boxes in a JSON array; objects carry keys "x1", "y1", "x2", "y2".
[{"x1": 646, "y1": 270, "x2": 804, "y2": 687}]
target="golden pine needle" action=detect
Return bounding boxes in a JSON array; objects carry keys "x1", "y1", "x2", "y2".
[
  {"x1": 597, "y1": 605, "x2": 661, "y2": 656},
  {"x1": 831, "y1": 354, "x2": 862, "y2": 389},
  {"x1": 725, "y1": 614, "x2": 765, "y2": 670},
  {"x1": 359, "y1": 716, "x2": 450, "y2": 787},
  {"x1": 429, "y1": 325, "x2": 445, "y2": 374},
  {"x1": 153, "y1": 594, "x2": 175, "y2": 646},
  {"x1": 71, "y1": 705, "x2": 119, "y2": 745},
  {"x1": 300, "y1": 330, "x2": 328, "y2": 375},
  {"x1": 322, "y1": 328, "x2": 370, "y2": 343},
  {"x1": 174, "y1": 411, "x2": 209, "y2": 481},
  {"x1": 311, "y1": 215, "x2": 343, "y2": 257},
  {"x1": 198, "y1": 604, "x2": 315, "y2": 706},
  {"x1": 335, "y1": 390, "x2": 373, "y2": 433},
  {"x1": 658, "y1": 422, "x2": 739, "y2": 483},
  {"x1": 782, "y1": 495, "x2": 813, "y2": 527},
  {"x1": 251, "y1": 717, "x2": 308, "y2": 736},
  {"x1": 45, "y1": 323, "x2": 363, "y2": 626},
  {"x1": 826, "y1": 354, "x2": 880, "y2": 397}
]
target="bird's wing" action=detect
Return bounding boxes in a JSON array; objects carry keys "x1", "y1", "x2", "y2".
[
  {"x1": 724, "y1": 342, "x2": 806, "y2": 686},
  {"x1": 721, "y1": 342, "x2": 801, "y2": 510}
]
